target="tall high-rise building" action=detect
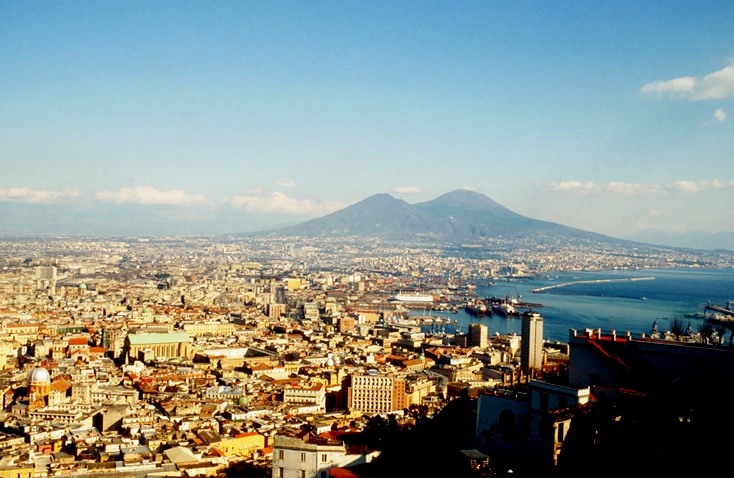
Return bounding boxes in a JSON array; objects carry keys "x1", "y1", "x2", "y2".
[
  {"x1": 348, "y1": 373, "x2": 407, "y2": 413},
  {"x1": 35, "y1": 265, "x2": 57, "y2": 292},
  {"x1": 469, "y1": 323, "x2": 488, "y2": 348},
  {"x1": 521, "y1": 312, "x2": 544, "y2": 370}
]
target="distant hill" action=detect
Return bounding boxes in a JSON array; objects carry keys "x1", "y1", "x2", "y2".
[
  {"x1": 0, "y1": 202, "x2": 229, "y2": 237},
  {"x1": 267, "y1": 189, "x2": 628, "y2": 244},
  {"x1": 0, "y1": 200, "x2": 311, "y2": 237},
  {"x1": 625, "y1": 229, "x2": 734, "y2": 251}
]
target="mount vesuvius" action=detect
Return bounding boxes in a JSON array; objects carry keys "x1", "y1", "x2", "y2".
[{"x1": 264, "y1": 189, "x2": 626, "y2": 245}]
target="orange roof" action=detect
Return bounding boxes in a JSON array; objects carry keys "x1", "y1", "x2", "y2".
[
  {"x1": 318, "y1": 430, "x2": 354, "y2": 440},
  {"x1": 51, "y1": 380, "x2": 72, "y2": 393},
  {"x1": 329, "y1": 468, "x2": 360, "y2": 478},
  {"x1": 402, "y1": 359, "x2": 424, "y2": 366}
]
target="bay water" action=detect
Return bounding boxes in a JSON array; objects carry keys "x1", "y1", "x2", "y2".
[{"x1": 415, "y1": 268, "x2": 734, "y2": 344}]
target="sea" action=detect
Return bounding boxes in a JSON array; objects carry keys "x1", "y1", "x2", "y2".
[{"x1": 411, "y1": 267, "x2": 734, "y2": 344}]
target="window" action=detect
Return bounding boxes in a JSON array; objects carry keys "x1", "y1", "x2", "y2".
[
  {"x1": 278, "y1": 450, "x2": 284, "y2": 460},
  {"x1": 300, "y1": 471, "x2": 306, "y2": 478},
  {"x1": 301, "y1": 452, "x2": 306, "y2": 462},
  {"x1": 539, "y1": 392, "x2": 549, "y2": 411},
  {"x1": 277, "y1": 468, "x2": 284, "y2": 478},
  {"x1": 321, "y1": 453, "x2": 327, "y2": 463}
]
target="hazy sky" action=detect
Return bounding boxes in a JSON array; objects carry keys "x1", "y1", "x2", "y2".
[{"x1": 2, "y1": 1, "x2": 733, "y2": 237}]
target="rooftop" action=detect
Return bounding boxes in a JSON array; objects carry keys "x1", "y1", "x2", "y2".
[{"x1": 127, "y1": 332, "x2": 192, "y2": 345}]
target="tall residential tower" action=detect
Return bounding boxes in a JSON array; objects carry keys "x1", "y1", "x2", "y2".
[
  {"x1": 469, "y1": 323, "x2": 488, "y2": 348},
  {"x1": 521, "y1": 312, "x2": 544, "y2": 371}
]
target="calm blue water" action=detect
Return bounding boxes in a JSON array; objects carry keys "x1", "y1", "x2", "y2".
[{"x1": 414, "y1": 268, "x2": 734, "y2": 343}]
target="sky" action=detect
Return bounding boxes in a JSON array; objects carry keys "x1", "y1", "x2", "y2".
[{"x1": 1, "y1": 1, "x2": 734, "y2": 238}]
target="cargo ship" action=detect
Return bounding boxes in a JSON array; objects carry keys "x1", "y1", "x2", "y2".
[
  {"x1": 490, "y1": 294, "x2": 521, "y2": 317},
  {"x1": 465, "y1": 299, "x2": 492, "y2": 317}
]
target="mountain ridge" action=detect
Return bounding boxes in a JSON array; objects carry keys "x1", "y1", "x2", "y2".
[{"x1": 265, "y1": 189, "x2": 627, "y2": 245}]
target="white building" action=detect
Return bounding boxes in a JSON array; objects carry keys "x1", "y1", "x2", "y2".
[
  {"x1": 475, "y1": 379, "x2": 591, "y2": 466},
  {"x1": 521, "y1": 312, "x2": 544, "y2": 371},
  {"x1": 283, "y1": 383, "x2": 326, "y2": 412},
  {"x1": 272, "y1": 433, "x2": 380, "y2": 478},
  {"x1": 348, "y1": 373, "x2": 407, "y2": 413}
]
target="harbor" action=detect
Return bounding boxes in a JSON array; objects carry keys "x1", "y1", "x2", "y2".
[{"x1": 378, "y1": 268, "x2": 734, "y2": 344}]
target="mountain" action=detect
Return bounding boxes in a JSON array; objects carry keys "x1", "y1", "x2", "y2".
[
  {"x1": 268, "y1": 189, "x2": 625, "y2": 244},
  {"x1": 271, "y1": 193, "x2": 423, "y2": 237}
]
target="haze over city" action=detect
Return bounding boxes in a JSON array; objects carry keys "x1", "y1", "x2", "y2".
[{"x1": 2, "y1": 2, "x2": 734, "y2": 244}]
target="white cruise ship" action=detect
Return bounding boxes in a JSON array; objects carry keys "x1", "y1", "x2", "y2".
[{"x1": 393, "y1": 293, "x2": 434, "y2": 303}]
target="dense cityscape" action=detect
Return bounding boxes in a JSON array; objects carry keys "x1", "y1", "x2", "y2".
[
  {"x1": 4, "y1": 1, "x2": 734, "y2": 477},
  {"x1": 0, "y1": 235, "x2": 731, "y2": 477}
]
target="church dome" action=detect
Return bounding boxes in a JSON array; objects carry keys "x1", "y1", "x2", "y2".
[{"x1": 28, "y1": 366, "x2": 50, "y2": 384}]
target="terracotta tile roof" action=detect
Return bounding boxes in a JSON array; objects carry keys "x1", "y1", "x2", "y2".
[{"x1": 50, "y1": 379, "x2": 72, "y2": 392}]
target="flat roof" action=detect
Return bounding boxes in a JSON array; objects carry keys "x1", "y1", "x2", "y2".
[{"x1": 127, "y1": 332, "x2": 191, "y2": 345}]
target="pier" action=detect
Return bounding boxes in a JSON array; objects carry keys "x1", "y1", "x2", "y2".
[{"x1": 531, "y1": 276, "x2": 656, "y2": 293}]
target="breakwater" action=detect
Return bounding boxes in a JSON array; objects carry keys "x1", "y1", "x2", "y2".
[{"x1": 531, "y1": 276, "x2": 656, "y2": 293}]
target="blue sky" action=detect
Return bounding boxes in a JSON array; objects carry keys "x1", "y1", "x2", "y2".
[{"x1": 1, "y1": 1, "x2": 733, "y2": 237}]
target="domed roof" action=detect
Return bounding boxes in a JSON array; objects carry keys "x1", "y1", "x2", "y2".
[
  {"x1": 78, "y1": 282, "x2": 87, "y2": 289},
  {"x1": 28, "y1": 366, "x2": 50, "y2": 384}
]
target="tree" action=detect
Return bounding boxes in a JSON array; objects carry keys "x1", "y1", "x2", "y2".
[
  {"x1": 671, "y1": 319, "x2": 685, "y2": 341},
  {"x1": 725, "y1": 320, "x2": 734, "y2": 347},
  {"x1": 699, "y1": 321, "x2": 714, "y2": 344},
  {"x1": 716, "y1": 324, "x2": 727, "y2": 345},
  {"x1": 221, "y1": 461, "x2": 270, "y2": 478}
]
